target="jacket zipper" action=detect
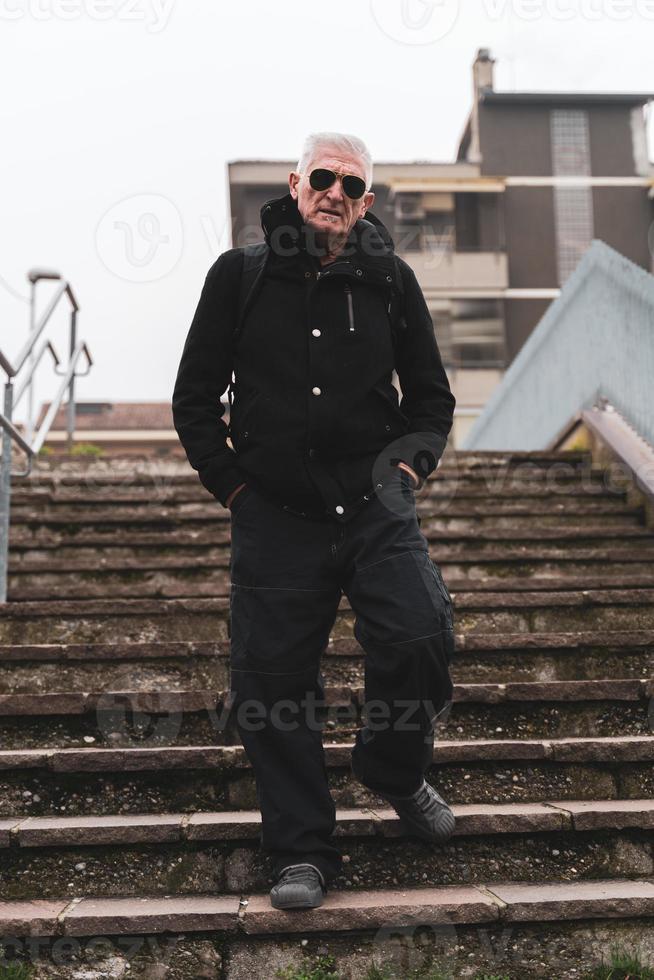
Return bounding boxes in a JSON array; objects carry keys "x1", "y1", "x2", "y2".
[{"x1": 344, "y1": 283, "x2": 355, "y2": 333}]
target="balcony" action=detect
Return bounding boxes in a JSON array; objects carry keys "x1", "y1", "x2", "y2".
[
  {"x1": 390, "y1": 187, "x2": 507, "y2": 294},
  {"x1": 399, "y1": 246, "x2": 508, "y2": 294}
]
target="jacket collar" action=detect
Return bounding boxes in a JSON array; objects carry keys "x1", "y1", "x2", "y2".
[{"x1": 259, "y1": 192, "x2": 397, "y2": 282}]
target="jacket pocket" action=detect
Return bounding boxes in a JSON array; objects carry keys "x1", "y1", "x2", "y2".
[
  {"x1": 371, "y1": 382, "x2": 409, "y2": 433},
  {"x1": 229, "y1": 387, "x2": 260, "y2": 449}
]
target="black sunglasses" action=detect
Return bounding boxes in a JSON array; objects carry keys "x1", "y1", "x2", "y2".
[{"x1": 307, "y1": 168, "x2": 367, "y2": 200}]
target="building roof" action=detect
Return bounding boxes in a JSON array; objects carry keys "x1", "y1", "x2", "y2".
[
  {"x1": 36, "y1": 401, "x2": 175, "y2": 431},
  {"x1": 479, "y1": 86, "x2": 654, "y2": 106}
]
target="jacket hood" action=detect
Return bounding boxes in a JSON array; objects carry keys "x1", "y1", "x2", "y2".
[{"x1": 259, "y1": 192, "x2": 396, "y2": 262}]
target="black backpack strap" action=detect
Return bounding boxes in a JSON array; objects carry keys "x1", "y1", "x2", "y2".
[
  {"x1": 228, "y1": 242, "x2": 270, "y2": 413},
  {"x1": 237, "y1": 242, "x2": 270, "y2": 338},
  {"x1": 388, "y1": 254, "x2": 408, "y2": 355}
]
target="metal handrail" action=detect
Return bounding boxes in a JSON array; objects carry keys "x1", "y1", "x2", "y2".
[{"x1": 0, "y1": 270, "x2": 93, "y2": 602}]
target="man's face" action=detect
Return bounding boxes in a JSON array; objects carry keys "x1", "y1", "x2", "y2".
[{"x1": 289, "y1": 148, "x2": 375, "y2": 241}]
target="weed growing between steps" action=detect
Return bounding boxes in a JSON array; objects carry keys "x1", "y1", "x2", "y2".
[
  {"x1": 276, "y1": 957, "x2": 512, "y2": 980},
  {"x1": 583, "y1": 940, "x2": 654, "y2": 978},
  {"x1": 0, "y1": 964, "x2": 34, "y2": 980},
  {"x1": 276, "y1": 953, "x2": 340, "y2": 979},
  {"x1": 271, "y1": 941, "x2": 654, "y2": 980}
]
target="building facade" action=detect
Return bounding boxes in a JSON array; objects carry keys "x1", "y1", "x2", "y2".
[{"x1": 228, "y1": 48, "x2": 654, "y2": 445}]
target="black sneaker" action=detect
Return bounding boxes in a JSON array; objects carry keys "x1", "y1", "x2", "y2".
[
  {"x1": 269, "y1": 863, "x2": 326, "y2": 910},
  {"x1": 380, "y1": 779, "x2": 456, "y2": 844}
]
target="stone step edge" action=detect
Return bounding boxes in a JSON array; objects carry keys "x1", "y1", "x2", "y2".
[
  {"x1": 12, "y1": 574, "x2": 654, "y2": 605},
  {"x1": 3, "y1": 589, "x2": 654, "y2": 618},
  {"x1": 2, "y1": 877, "x2": 654, "y2": 938},
  {"x1": 11, "y1": 452, "x2": 594, "y2": 480},
  {"x1": 10, "y1": 546, "x2": 654, "y2": 573},
  {"x1": 3, "y1": 799, "x2": 654, "y2": 849},
  {"x1": 9, "y1": 486, "x2": 629, "y2": 506},
  {"x1": 0, "y1": 677, "x2": 652, "y2": 716},
  {"x1": 0, "y1": 630, "x2": 651, "y2": 661},
  {"x1": 7, "y1": 508, "x2": 644, "y2": 528},
  {"x1": 2, "y1": 735, "x2": 654, "y2": 772},
  {"x1": 12, "y1": 458, "x2": 597, "y2": 480},
  {"x1": 10, "y1": 526, "x2": 654, "y2": 549}
]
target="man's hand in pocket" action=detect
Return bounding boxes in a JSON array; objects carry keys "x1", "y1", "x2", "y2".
[
  {"x1": 226, "y1": 482, "x2": 247, "y2": 509},
  {"x1": 395, "y1": 461, "x2": 421, "y2": 489}
]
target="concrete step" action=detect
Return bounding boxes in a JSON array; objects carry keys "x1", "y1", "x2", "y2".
[
  {"x1": 9, "y1": 569, "x2": 654, "y2": 602},
  {"x1": 1, "y1": 801, "x2": 654, "y2": 901},
  {"x1": 12, "y1": 540, "x2": 654, "y2": 567},
  {"x1": 9, "y1": 482, "x2": 629, "y2": 513},
  {"x1": 12, "y1": 449, "x2": 593, "y2": 488},
  {"x1": 8, "y1": 461, "x2": 622, "y2": 492},
  {"x1": 0, "y1": 679, "x2": 652, "y2": 748},
  {"x1": 7, "y1": 504, "x2": 645, "y2": 538},
  {"x1": 8, "y1": 479, "x2": 627, "y2": 511},
  {"x1": 8, "y1": 538, "x2": 654, "y2": 591},
  {"x1": 10, "y1": 485, "x2": 639, "y2": 514},
  {"x1": 9, "y1": 534, "x2": 654, "y2": 572},
  {"x1": 1, "y1": 632, "x2": 653, "y2": 699},
  {"x1": 1, "y1": 640, "x2": 653, "y2": 700},
  {"x1": 2, "y1": 881, "x2": 653, "y2": 978},
  {"x1": 1, "y1": 737, "x2": 654, "y2": 819},
  {"x1": 10, "y1": 523, "x2": 654, "y2": 561},
  {"x1": 2, "y1": 589, "x2": 654, "y2": 642}
]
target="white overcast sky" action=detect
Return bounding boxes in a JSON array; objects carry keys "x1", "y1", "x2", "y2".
[{"x1": 1, "y1": 0, "x2": 653, "y2": 424}]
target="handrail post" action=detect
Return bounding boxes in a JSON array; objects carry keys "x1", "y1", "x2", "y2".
[
  {"x1": 0, "y1": 381, "x2": 14, "y2": 603},
  {"x1": 26, "y1": 279, "x2": 36, "y2": 445},
  {"x1": 66, "y1": 307, "x2": 77, "y2": 453}
]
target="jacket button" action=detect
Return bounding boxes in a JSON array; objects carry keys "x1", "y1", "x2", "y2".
[
  {"x1": 355, "y1": 269, "x2": 363, "y2": 276},
  {"x1": 385, "y1": 424, "x2": 391, "y2": 430},
  {"x1": 386, "y1": 275, "x2": 393, "y2": 282},
  {"x1": 304, "y1": 271, "x2": 312, "y2": 278},
  {"x1": 335, "y1": 505, "x2": 344, "y2": 514},
  {"x1": 312, "y1": 328, "x2": 321, "y2": 337},
  {"x1": 312, "y1": 386, "x2": 321, "y2": 395}
]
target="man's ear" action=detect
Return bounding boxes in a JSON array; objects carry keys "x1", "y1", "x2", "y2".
[
  {"x1": 288, "y1": 171, "x2": 300, "y2": 199},
  {"x1": 360, "y1": 189, "x2": 375, "y2": 217}
]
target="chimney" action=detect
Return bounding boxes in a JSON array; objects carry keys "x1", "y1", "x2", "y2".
[
  {"x1": 466, "y1": 47, "x2": 496, "y2": 164},
  {"x1": 473, "y1": 47, "x2": 495, "y2": 94}
]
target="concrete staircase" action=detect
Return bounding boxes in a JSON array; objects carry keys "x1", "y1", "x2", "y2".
[{"x1": 2, "y1": 449, "x2": 654, "y2": 979}]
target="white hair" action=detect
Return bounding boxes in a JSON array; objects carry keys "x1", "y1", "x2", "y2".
[{"x1": 296, "y1": 132, "x2": 373, "y2": 191}]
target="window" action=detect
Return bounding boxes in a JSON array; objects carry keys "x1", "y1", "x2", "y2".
[
  {"x1": 430, "y1": 298, "x2": 506, "y2": 369},
  {"x1": 550, "y1": 109, "x2": 594, "y2": 284}
]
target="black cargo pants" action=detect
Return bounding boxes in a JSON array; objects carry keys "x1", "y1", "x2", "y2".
[{"x1": 227, "y1": 469, "x2": 455, "y2": 885}]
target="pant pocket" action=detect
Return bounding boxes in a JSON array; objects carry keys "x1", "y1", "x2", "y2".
[{"x1": 428, "y1": 558, "x2": 455, "y2": 663}]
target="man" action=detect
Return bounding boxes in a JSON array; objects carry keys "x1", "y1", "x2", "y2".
[{"x1": 172, "y1": 132, "x2": 457, "y2": 910}]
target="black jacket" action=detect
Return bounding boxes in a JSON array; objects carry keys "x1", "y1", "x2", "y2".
[{"x1": 172, "y1": 191, "x2": 456, "y2": 523}]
